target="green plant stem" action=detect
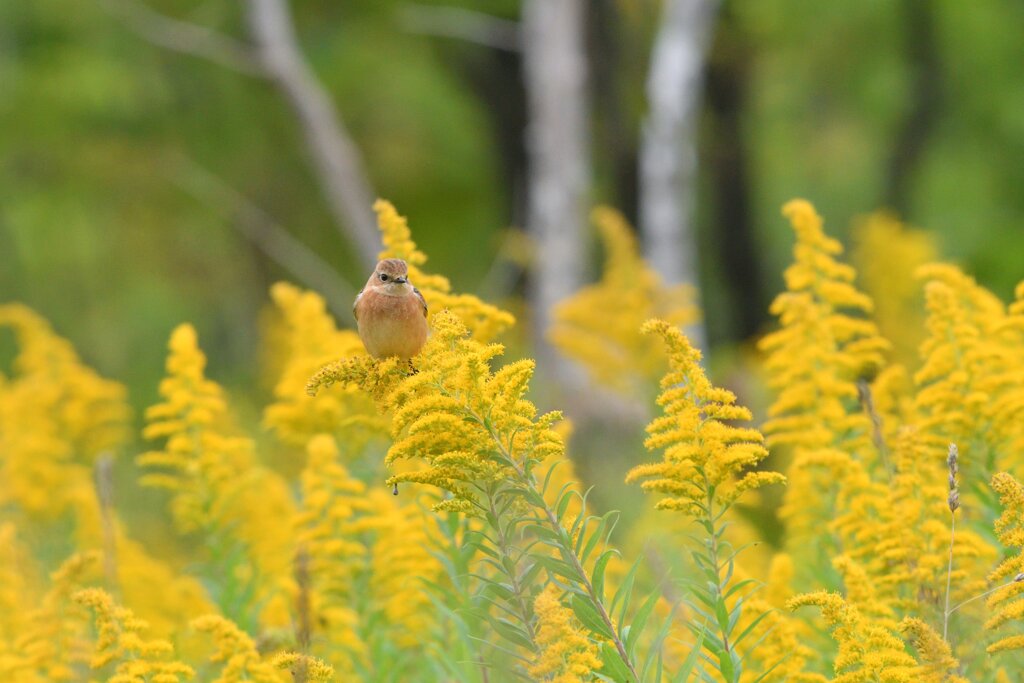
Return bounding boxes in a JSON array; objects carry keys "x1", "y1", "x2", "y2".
[
  {"x1": 477, "y1": 415, "x2": 640, "y2": 683},
  {"x1": 943, "y1": 508, "x2": 955, "y2": 641},
  {"x1": 486, "y1": 484, "x2": 538, "y2": 644},
  {"x1": 948, "y1": 577, "x2": 1023, "y2": 617},
  {"x1": 705, "y1": 487, "x2": 738, "y2": 683}
]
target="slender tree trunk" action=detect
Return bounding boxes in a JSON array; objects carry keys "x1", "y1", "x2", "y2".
[
  {"x1": 705, "y1": 4, "x2": 765, "y2": 342},
  {"x1": 639, "y1": 0, "x2": 719, "y2": 350},
  {"x1": 246, "y1": 0, "x2": 381, "y2": 267},
  {"x1": 522, "y1": 0, "x2": 590, "y2": 372},
  {"x1": 884, "y1": 0, "x2": 943, "y2": 215}
]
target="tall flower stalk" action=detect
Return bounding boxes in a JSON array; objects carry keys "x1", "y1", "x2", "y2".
[
  {"x1": 626, "y1": 320, "x2": 785, "y2": 681},
  {"x1": 308, "y1": 311, "x2": 646, "y2": 681}
]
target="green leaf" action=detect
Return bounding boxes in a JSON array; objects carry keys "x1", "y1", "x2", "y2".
[
  {"x1": 491, "y1": 617, "x2": 535, "y2": 651},
  {"x1": 732, "y1": 608, "x2": 772, "y2": 649},
  {"x1": 534, "y1": 555, "x2": 579, "y2": 583},
  {"x1": 599, "y1": 642, "x2": 635, "y2": 683},
  {"x1": 625, "y1": 590, "x2": 660, "y2": 657},
  {"x1": 715, "y1": 598, "x2": 730, "y2": 639},
  {"x1": 671, "y1": 629, "x2": 705, "y2": 683},
  {"x1": 556, "y1": 486, "x2": 576, "y2": 521},
  {"x1": 592, "y1": 549, "x2": 617, "y2": 603},
  {"x1": 611, "y1": 556, "x2": 642, "y2": 625},
  {"x1": 571, "y1": 593, "x2": 615, "y2": 640}
]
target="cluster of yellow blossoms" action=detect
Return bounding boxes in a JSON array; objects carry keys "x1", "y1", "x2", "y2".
[{"x1": 5, "y1": 196, "x2": 1024, "y2": 683}]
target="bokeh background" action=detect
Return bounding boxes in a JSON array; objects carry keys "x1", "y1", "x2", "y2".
[{"x1": 3, "y1": 0, "x2": 1024, "y2": 412}]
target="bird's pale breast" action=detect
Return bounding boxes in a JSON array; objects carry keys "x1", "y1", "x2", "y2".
[{"x1": 356, "y1": 290, "x2": 428, "y2": 360}]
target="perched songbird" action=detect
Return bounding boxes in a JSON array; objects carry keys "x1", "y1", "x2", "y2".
[{"x1": 353, "y1": 258, "x2": 428, "y2": 360}]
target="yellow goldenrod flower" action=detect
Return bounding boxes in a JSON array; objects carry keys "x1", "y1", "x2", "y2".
[
  {"x1": 308, "y1": 310, "x2": 564, "y2": 513},
  {"x1": 850, "y1": 429, "x2": 991, "y2": 613},
  {"x1": 528, "y1": 584, "x2": 602, "y2": 682},
  {"x1": 738, "y1": 554, "x2": 827, "y2": 683},
  {"x1": 898, "y1": 617, "x2": 968, "y2": 683},
  {"x1": 0, "y1": 304, "x2": 130, "y2": 518},
  {"x1": 272, "y1": 652, "x2": 335, "y2": 682},
  {"x1": 626, "y1": 319, "x2": 784, "y2": 517},
  {"x1": 367, "y1": 489, "x2": 441, "y2": 650},
  {"x1": 914, "y1": 264, "x2": 1006, "y2": 467},
  {"x1": 140, "y1": 324, "x2": 296, "y2": 630},
  {"x1": 263, "y1": 282, "x2": 384, "y2": 451},
  {"x1": 191, "y1": 614, "x2": 286, "y2": 683},
  {"x1": 75, "y1": 587, "x2": 194, "y2": 682},
  {"x1": 758, "y1": 199, "x2": 889, "y2": 545},
  {"x1": 294, "y1": 434, "x2": 370, "y2": 675},
  {"x1": 6, "y1": 548, "x2": 100, "y2": 681},
  {"x1": 851, "y1": 212, "x2": 938, "y2": 366},
  {"x1": 789, "y1": 591, "x2": 918, "y2": 681},
  {"x1": 985, "y1": 472, "x2": 1024, "y2": 655},
  {"x1": 549, "y1": 207, "x2": 699, "y2": 396},
  {"x1": 374, "y1": 200, "x2": 515, "y2": 342}
]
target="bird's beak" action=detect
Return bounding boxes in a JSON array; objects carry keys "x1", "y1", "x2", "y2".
[{"x1": 394, "y1": 276, "x2": 408, "y2": 284}]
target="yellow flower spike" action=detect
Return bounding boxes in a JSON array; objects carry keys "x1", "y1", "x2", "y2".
[
  {"x1": 914, "y1": 263, "x2": 1021, "y2": 475},
  {"x1": 263, "y1": 282, "x2": 385, "y2": 450},
  {"x1": 898, "y1": 617, "x2": 968, "y2": 683},
  {"x1": 851, "y1": 212, "x2": 938, "y2": 365},
  {"x1": 366, "y1": 490, "x2": 442, "y2": 650},
  {"x1": 74, "y1": 588, "x2": 194, "y2": 682},
  {"x1": 191, "y1": 615, "x2": 286, "y2": 683},
  {"x1": 140, "y1": 324, "x2": 296, "y2": 631},
  {"x1": 549, "y1": 207, "x2": 699, "y2": 396},
  {"x1": 272, "y1": 653, "x2": 334, "y2": 682},
  {"x1": 310, "y1": 309, "x2": 559, "y2": 512},
  {"x1": 626, "y1": 319, "x2": 784, "y2": 517},
  {"x1": 0, "y1": 304, "x2": 131, "y2": 520},
  {"x1": 737, "y1": 554, "x2": 827, "y2": 683},
  {"x1": 8, "y1": 549, "x2": 102, "y2": 681},
  {"x1": 789, "y1": 591, "x2": 918, "y2": 681},
  {"x1": 373, "y1": 200, "x2": 515, "y2": 342},
  {"x1": 759, "y1": 200, "x2": 891, "y2": 549},
  {"x1": 294, "y1": 434, "x2": 370, "y2": 676},
  {"x1": 528, "y1": 584, "x2": 602, "y2": 682},
  {"x1": 985, "y1": 472, "x2": 1024, "y2": 655}
]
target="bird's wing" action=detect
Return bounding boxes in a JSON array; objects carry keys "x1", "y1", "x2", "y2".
[
  {"x1": 414, "y1": 287, "x2": 427, "y2": 317},
  {"x1": 353, "y1": 290, "x2": 363, "y2": 321}
]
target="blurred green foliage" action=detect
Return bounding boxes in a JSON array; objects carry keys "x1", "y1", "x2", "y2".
[{"x1": 2, "y1": 0, "x2": 1024, "y2": 406}]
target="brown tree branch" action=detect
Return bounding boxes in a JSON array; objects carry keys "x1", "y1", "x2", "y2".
[
  {"x1": 245, "y1": 0, "x2": 381, "y2": 267},
  {"x1": 169, "y1": 156, "x2": 358, "y2": 325},
  {"x1": 101, "y1": 0, "x2": 382, "y2": 268},
  {"x1": 98, "y1": 0, "x2": 264, "y2": 75},
  {"x1": 399, "y1": 4, "x2": 521, "y2": 52}
]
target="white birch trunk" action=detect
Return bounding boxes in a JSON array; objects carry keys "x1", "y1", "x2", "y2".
[
  {"x1": 522, "y1": 0, "x2": 590, "y2": 371},
  {"x1": 640, "y1": 0, "x2": 719, "y2": 350}
]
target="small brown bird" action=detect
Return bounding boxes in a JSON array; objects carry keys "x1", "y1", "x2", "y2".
[{"x1": 353, "y1": 258, "x2": 428, "y2": 360}]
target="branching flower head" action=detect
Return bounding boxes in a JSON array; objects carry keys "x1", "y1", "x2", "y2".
[
  {"x1": 789, "y1": 591, "x2": 918, "y2": 681},
  {"x1": 308, "y1": 310, "x2": 563, "y2": 513},
  {"x1": 626, "y1": 319, "x2": 784, "y2": 518},
  {"x1": 374, "y1": 200, "x2": 514, "y2": 342},
  {"x1": 191, "y1": 614, "x2": 285, "y2": 683},
  {"x1": 529, "y1": 584, "x2": 602, "y2": 682},
  {"x1": 549, "y1": 207, "x2": 699, "y2": 396},
  {"x1": 898, "y1": 617, "x2": 967, "y2": 683},
  {"x1": 75, "y1": 588, "x2": 194, "y2": 683},
  {"x1": 758, "y1": 199, "x2": 888, "y2": 452},
  {"x1": 0, "y1": 304, "x2": 130, "y2": 518},
  {"x1": 263, "y1": 282, "x2": 384, "y2": 450},
  {"x1": 985, "y1": 472, "x2": 1024, "y2": 655}
]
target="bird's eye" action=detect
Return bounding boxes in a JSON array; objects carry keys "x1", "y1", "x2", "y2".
[{"x1": 379, "y1": 273, "x2": 389, "y2": 282}]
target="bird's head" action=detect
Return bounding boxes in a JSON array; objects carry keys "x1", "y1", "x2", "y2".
[{"x1": 368, "y1": 258, "x2": 412, "y2": 294}]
